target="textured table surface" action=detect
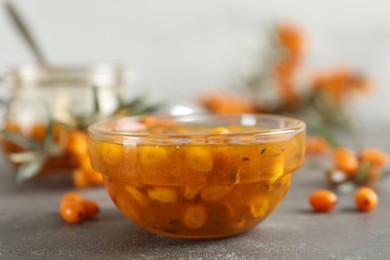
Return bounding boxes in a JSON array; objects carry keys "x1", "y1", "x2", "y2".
[{"x1": 1, "y1": 137, "x2": 390, "y2": 260}]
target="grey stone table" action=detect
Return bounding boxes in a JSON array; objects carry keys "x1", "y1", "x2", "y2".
[{"x1": 1, "y1": 136, "x2": 390, "y2": 260}]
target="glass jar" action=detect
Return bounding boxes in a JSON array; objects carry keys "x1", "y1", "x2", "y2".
[{"x1": 0, "y1": 63, "x2": 134, "y2": 180}]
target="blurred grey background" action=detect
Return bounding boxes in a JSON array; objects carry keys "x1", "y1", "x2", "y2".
[{"x1": 0, "y1": 0, "x2": 389, "y2": 130}]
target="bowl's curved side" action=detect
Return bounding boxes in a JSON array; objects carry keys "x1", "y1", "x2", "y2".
[{"x1": 89, "y1": 114, "x2": 306, "y2": 239}]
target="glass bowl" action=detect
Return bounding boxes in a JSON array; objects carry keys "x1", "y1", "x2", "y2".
[{"x1": 88, "y1": 114, "x2": 306, "y2": 239}]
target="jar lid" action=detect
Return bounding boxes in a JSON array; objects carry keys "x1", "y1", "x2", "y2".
[{"x1": 3, "y1": 63, "x2": 124, "y2": 89}]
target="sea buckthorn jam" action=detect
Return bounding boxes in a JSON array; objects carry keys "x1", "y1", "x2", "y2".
[
  {"x1": 1, "y1": 122, "x2": 74, "y2": 173},
  {"x1": 89, "y1": 115, "x2": 306, "y2": 239}
]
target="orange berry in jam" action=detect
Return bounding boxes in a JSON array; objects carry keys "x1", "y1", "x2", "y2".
[
  {"x1": 211, "y1": 127, "x2": 230, "y2": 134},
  {"x1": 88, "y1": 114, "x2": 306, "y2": 239}
]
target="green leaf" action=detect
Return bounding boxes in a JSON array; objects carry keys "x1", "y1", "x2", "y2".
[
  {"x1": 307, "y1": 123, "x2": 339, "y2": 148},
  {"x1": 38, "y1": 102, "x2": 61, "y2": 154},
  {"x1": 92, "y1": 85, "x2": 100, "y2": 114},
  {"x1": 8, "y1": 151, "x2": 38, "y2": 164},
  {"x1": 16, "y1": 155, "x2": 47, "y2": 183},
  {"x1": 114, "y1": 96, "x2": 161, "y2": 116},
  {"x1": 117, "y1": 96, "x2": 144, "y2": 111},
  {"x1": 352, "y1": 162, "x2": 371, "y2": 185},
  {"x1": 133, "y1": 103, "x2": 161, "y2": 115},
  {"x1": 43, "y1": 114, "x2": 54, "y2": 149},
  {"x1": 0, "y1": 130, "x2": 42, "y2": 150},
  {"x1": 56, "y1": 121, "x2": 77, "y2": 131}
]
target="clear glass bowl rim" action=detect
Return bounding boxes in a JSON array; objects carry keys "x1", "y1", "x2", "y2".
[{"x1": 88, "y1": 113, "x2": 306, "y2": 141}]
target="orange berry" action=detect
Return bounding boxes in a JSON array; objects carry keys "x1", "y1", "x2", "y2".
[
  {"x1": 61, "y1": 192, "x2": 82, "y2": 203},
  {"x1": 73, "y1": 169, "x2": 91, "y2": 189},
  {"x1": 355, "y1": 187, "x2": 378, "y2": 212},
  {"x1": 277, "y1": 24, "x2": 304, "y2": 56},
  {"x1": 360, "y1": 148, "x2": 389, "y2": 168},
  {"x1": 211, "y1": 127, "x2": 230, "y2": 134},
  {"x1": 80, "y1": 199, "x2": 99, "y2": 220},
  {"x1": 60, "y1": 201, "x2": 86, "y2": 224},
  {"x1": 141, "y1": 116, "x2": 175, "y2": 128},
  {"x1": 86, "y1": 170, "x2": 104, "y2": 185},
  {"x1": 31, "y1": 124, "x2": 47, "y2": 141},
  {"x1": 67, "y1": 131, "x2": 88, "y2": 156},
  {"x1": 199, "y1": 91, "x2": 257, "y2": 114},
  {"x1": 79, "y1": 157, "x2": 104, "y2": 185},
  {"x1": 175, "y1": 128, "x2": 188, "y2": 134},
  {"x1": 141, "y1": 116, "x2": 157, "y2": 127},
  {"x1": 306, "y1": 136, "x2": 330, "y2": 155},
  {"x1": 333, "y1": 148, "x2": 359, "y2": 176},
  {"x1": 309, "y1": 190, "x2": 337, "y2": 213},
  {"x1": 60, "y1": 193, "x2": 100, "y2": 222},
  {"x1": 79, "y1": 154, "x2": 94, "y2": 172}
]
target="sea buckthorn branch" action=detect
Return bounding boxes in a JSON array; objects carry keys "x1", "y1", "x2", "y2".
[
  {"x1": 323, "y1": 147, "x2": 389, "y2": 189},
  {"x1": 0, "y1": 105, "x2": 59, "y2": 183},
  {"x1": 198, "y1": 23, "x2": 388, "y2": 189},
  {"x1": 199, "y1": 23, "x2": 373, "y2": 131}
]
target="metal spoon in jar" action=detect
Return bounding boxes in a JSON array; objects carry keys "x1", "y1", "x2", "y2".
[{"x1": 4, "y1": 0, "x2": 48, "y2": 66}]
